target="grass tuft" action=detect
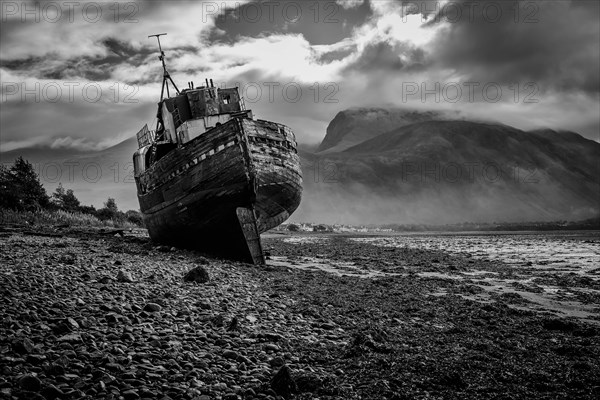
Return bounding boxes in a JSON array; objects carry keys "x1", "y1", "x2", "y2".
[{"x1": 0, "y1": 209, "x2": 138, "y2": 229}]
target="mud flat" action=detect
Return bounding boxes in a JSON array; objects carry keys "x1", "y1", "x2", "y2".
[{"x1": 1, "y1": 229, "x2": 599, "y2": 399}]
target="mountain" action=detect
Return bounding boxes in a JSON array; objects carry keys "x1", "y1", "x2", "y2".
[
  {"x1": 317, "y1": 107, "x2": 459, "y2": 153},
  {"x1": 294, "y1": 118, "x2": 600, "y2": 225}
]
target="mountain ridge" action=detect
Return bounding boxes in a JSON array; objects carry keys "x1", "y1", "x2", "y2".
[{"x1": 317, "y1": 107, "x2": 462, "y2": 153}]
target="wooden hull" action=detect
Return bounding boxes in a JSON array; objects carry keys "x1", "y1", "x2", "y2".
[{"x1": 134, "y1": 117, "x2": 302, "y2": 263}]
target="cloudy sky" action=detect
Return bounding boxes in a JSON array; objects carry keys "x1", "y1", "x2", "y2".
[{"x1": 1, "y1": 0, "x2": 599, "y2": 154}]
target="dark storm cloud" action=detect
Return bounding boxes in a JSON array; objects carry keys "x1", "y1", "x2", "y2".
[
  {"x1": 344, "y1": 41, "x2": 428, "y2": 72},
  {"x1": 429, "y1": 0, "x2": 600, "y2": 95},
  {"x1": 0, "y1": 56, "x2": 43, "y2": 71},
  {"x1": 0, "y1": 55, "x2": 112, "y2": 81},
  {"x1": 208, "y1": 0, "x2": 372, "y2": 46},
  {"x1": 316, "y1": 44, "x2": 357, "y2": 63},
  {"x1": 0, "y1": 36, "x2": 186, "y2": 83},
  {"x1": 102, "y1": 38, "x2": 144, "y2": 62}
]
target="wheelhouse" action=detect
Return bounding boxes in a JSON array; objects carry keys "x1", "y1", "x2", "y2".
[{"x1": 134, "y1": 81, "x2": 252, "y2": 176}]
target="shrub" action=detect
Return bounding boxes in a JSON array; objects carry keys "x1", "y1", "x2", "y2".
[
  {"x1": 78, "y1": 205, "x2": 97, "y2": 215},
  {"x1": 51, "y1": 183, "x2": 81, "y2": 212},
  {"x1": 96, "y1": 197, "x2": 119, "y2": 221},
  {"x1": 125, "y1": 210, "x2": 144, "y2": 226}
]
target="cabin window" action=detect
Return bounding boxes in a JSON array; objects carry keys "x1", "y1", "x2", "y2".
[{"x1": 222, "y1": 94, "x2": 231, "y2": 104}]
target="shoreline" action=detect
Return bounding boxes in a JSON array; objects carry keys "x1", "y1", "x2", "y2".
[
  {"x1": 1, "y1": 229, "x2": 599, "y2": 399},
  {"x1": 265, "y1": 229, "x2": 600, "y2": 238}
]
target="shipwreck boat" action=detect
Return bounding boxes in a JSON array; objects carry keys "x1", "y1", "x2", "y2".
[{"x1": 133, "y1": 34, "x2": 302, "y2": 264}]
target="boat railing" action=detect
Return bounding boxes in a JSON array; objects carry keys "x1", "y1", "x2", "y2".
[{"x1": 136, "y1": 124, "x2": 156, "y2": 148}]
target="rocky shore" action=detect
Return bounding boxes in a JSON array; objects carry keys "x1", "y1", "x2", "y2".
[{"x1": 1, "y1": 229, "x2": 599, "y2": 399}]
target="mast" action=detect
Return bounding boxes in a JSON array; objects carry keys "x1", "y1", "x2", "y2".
[
  {"x1": 148, "y1": 33, "x2": 180, "y2": 137},
  {"x1": 148, "y1": 33, "x2": 180, "y2": 101}
]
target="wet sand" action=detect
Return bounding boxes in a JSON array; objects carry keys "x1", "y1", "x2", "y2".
[{"x1": 269, "y1": 232, "x2": 600, "y2": 323}]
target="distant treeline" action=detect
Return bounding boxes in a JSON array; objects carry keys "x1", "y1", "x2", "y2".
[
  {"x1": 0, "y1": 157, "x2": 143, "y2": 227},
  {"x1": 379, "y1": 218, "x2": 600, "y2": 232}
]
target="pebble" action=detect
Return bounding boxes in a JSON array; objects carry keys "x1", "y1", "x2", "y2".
[
  {"x1": 57, "y1": 333, "x2": 82, "y2": 343},
  {"x1": 183, "y1": 266, "x2": 210, "y2": 283},
  {"x1": 197, "y1": 301, "x2": 212, "y2": 310},
  {"x1": 18, "y1": 374, "x2": 41, "y2": 392},
  {"x1": 12, "y1": 338, "x2": 35, "y2": 354},
  {"x1": 97, "y1": 276, "x2": 113, "y2": 284},
  {"x1": 143, "y1": 303, "x2": 162, "y2": 312},
  {"x1": 264, "y1": 343, "x2": 280, "y2": 352},
  {"x1": 269, "y1": 357, "x2": 285, "y2": 368},
  {"x1": 117, "y1": 270, "x2": 135, "y2": 283},
  {"x1": 65, "y1": 317, "x2": 79, "y2": 330},
  {"x1": 271, "y1": 366, "x2": 295, "y2": 398},
  {"x1": 223, "y1": 350, "x2": 239, "y2": 360},
  {"x1": 123, "y1": 389, "x2": 140, "y2": 399},
  {"x1": 41, "y1": 384, "x2": 63, "y2": 399}
]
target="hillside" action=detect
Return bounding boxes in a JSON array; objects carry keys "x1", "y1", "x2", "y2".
[{"x1": 294, "y1": 119, "x2": 600, "y2": 224}]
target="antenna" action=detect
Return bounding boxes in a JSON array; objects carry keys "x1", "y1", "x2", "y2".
[{"x1": 148, "y1": 33, "x2": 180, "y2": 101}]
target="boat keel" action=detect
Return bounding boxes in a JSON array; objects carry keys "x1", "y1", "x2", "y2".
[{"x1": 235, "y1": 207, "x2": 266, "y2": 265}]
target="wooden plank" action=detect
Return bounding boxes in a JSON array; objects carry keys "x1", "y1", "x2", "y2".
[{"x1": 236, "y1": 207, "x2": 265, "y2": 265}]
